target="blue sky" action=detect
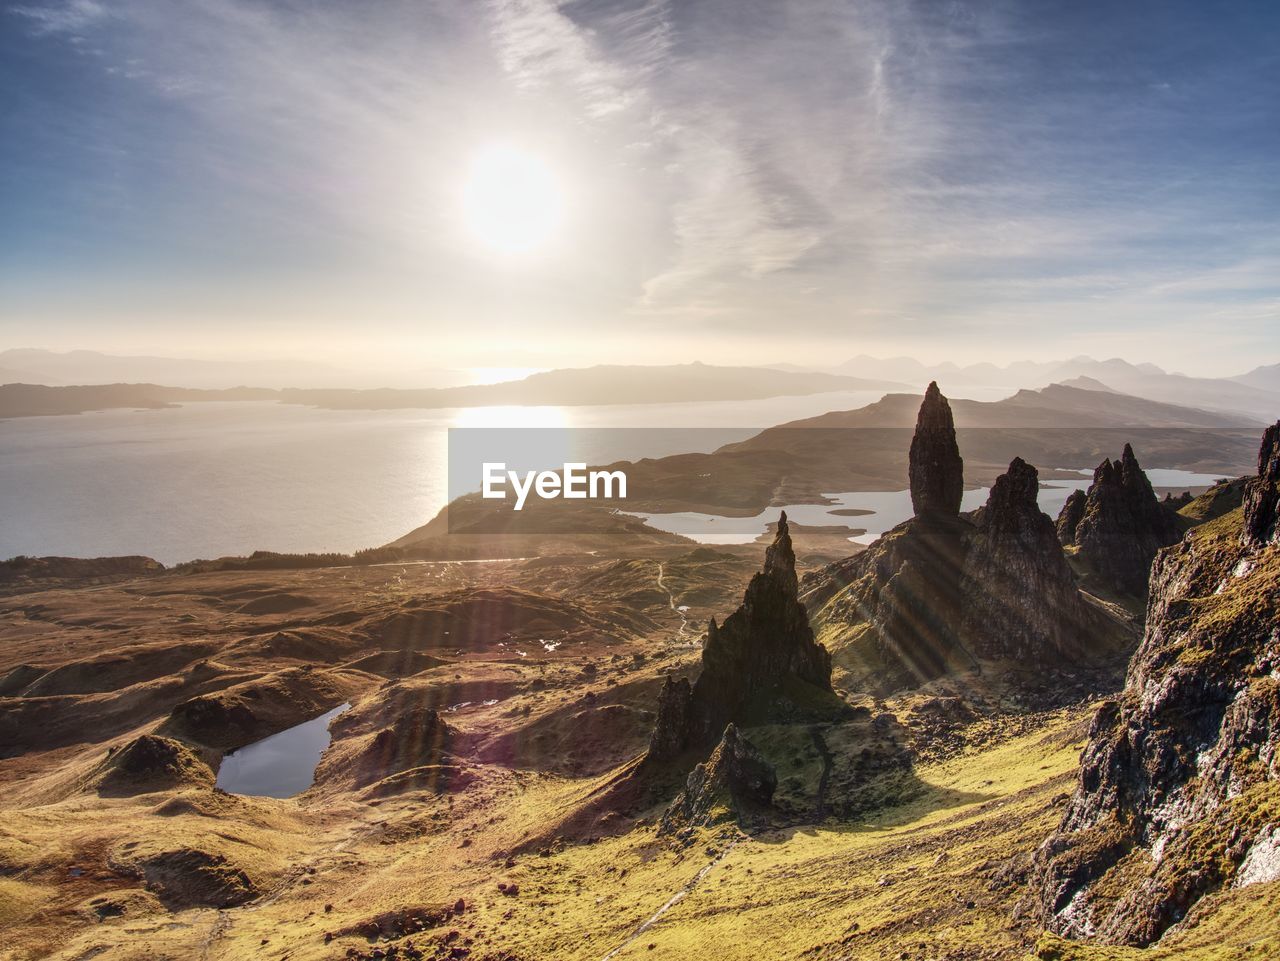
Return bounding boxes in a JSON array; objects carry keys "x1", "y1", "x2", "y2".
[{"x1": 1, "y1": 0, "x2": 1277, "y2": 374}]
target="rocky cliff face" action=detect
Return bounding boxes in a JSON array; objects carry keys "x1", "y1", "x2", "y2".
[
  {"x1": 1030, "y1": 422, "x2": 1280, "y2": 947},
  {"x1": 658, "y1": 724, "x2": 777, "y2": 835},
  {"x1": 958, "y1": 457, "x2": 1094, "y2": 661},
  {"x1": 1059, "y1": 444, "x2": 1182, "y2": 596},
  {"x1": 909, "y1": 381, "x2": 964, "y2": 517},
  {"x1": 803, "y1": 386, "x2": 1105, "y2": 692},
  {"x1": 647, "y1": 513, "x2": 837, "y2": 761},
  {"x1": 1243, "y1": 422, "x2": 1280, "y2": 547}
]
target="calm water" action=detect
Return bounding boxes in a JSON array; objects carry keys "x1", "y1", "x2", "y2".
[
  {"x1": 626, "y1": 469, "x2": 1226, "y2": 545},
  {"x1": 215, "y1": 702, "x2": 350, "y2": 798},
  {"x1": 8, "y1": 385, "x2": 1202, "y2": 564},
  {"x1": 0, "y1": 390, "x2": 919, "y2": 564}
]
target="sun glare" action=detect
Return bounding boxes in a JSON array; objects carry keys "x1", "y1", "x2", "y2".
[{"x1": 461, "y1": 145, "x2": 565, "y2": 256}]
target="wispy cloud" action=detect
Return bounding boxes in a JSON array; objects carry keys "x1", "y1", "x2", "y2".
[
  {"x1": 3, "y1": 0, "x2": 1278, "y2": 372},
  {"x1": 10, "y1": 0, "x2": 106, "y2": 35},
  {"x1": 485, "y1": 0, "x2": 671, "y2": 119}
]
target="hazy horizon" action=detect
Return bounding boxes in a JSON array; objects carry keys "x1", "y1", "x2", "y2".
[
  {"x1": 3, "y1": 345, "x2": 1278, "y2": 390},
  {"x1": 3, "y1": 1, "x2": 1278, "y2": 375}
]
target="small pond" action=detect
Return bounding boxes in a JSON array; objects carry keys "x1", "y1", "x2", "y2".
[{"x1": 215, "y1": 702, "x2": 350, "y2": 798}]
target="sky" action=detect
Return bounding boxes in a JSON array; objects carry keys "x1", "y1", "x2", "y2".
[{"x1": 1, "y1": 0, "x2": 1278, "y2": 376}]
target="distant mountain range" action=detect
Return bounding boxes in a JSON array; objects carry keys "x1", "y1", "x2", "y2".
[
  {"x1": 4, "y1": 349, "x2": 1277, "y2": 422},
  {"x1": 0, "y1": 363, "x2": 906, "y2": 418},
  {"x1": 776, "y1": 354, "x2": 1280, "y2": 422},
  {"x1": 0, "y1": 349, "x2": 469, "y2": 390},
  {"x1": 776, "y1": 382, "x2": 1260, "y2": 429},
  {"x1": 1232, "y1": 361, "x2": 1280, "y2": 392}
]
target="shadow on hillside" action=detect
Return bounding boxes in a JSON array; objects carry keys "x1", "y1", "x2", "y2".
[{"x1": 753, "y1": 775, "x2": 998, "y2": 844}]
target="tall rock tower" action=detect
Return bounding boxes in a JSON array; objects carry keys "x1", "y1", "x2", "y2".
[{"x1": 908, "y1": 381, "x2": 964, "y2": 517}]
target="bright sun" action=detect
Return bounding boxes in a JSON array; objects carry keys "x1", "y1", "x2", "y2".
[{"x1": 462, "y1": 144, "x2": 565, "y2": 256}]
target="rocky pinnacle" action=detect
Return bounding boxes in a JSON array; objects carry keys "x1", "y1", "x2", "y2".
[
  {"x1": 908, "y1": 382, "x2": 964, "y2": 517},
  {"x1": 645, "y1": 512, "x2": 834, "y2": 761},
  {"x1": 1070, "y1": 444, "x2": 1181, "y2": 595},
  {"x1": 762, "y1": 511, "x2": 799, "y2": 598}
]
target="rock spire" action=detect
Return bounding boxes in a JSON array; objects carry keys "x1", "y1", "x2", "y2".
[
  {"x1": 647, "y1": 513, "x2": 836, "y2": 761},
  {"x1": 908, "y1": 382, "x2": 964, "y2": 517}
]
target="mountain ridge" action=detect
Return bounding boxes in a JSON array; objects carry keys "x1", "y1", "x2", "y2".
[{"x1": 0, "y1": 363, "x2": 907, "y2": 418}]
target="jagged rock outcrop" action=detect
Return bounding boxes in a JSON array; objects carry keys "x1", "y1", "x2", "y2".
[
  {"x1": 1243, "y1": 421, "x2": 1280, "y2": 547},
  {"x1": 959, "y1": 458, "x2": 1094, "y2": 660},
  {"x1": 658, "y1": 724, "x2": 777, "y2": 835},
  {"x1": 647, "y1": 677, "x2": 693, "y2": 759},
  {"x1": 1061, "y1": 444, "x2": 1182, "y2": 595},
  {"x1": 802, "y1": 386, "x2": 1110, "y2": 692},
  {"x1": 647, "y1": 513, "x2": 837, "y2": 761},
  {"x1": 1030, "y1": 425, "x2": 1280, "y2": 947},
  {"x1": 908, "y1": 381, "x2": 964, "y2": 517},
  {"x1": 1055, "y1": 489, "x2": 1086, "y2": 544}
]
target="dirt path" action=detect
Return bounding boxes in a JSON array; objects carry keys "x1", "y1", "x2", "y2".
[
  {"x1": 597, "y1": 839, "x2": 738, "y2": 960},
  {"x1": 655, "y1": 562, "x2": 690, "y2": 639}
]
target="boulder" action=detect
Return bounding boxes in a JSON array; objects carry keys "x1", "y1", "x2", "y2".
[{"x1": 647, "y1": 677, "x2": 693, "y2": 759}]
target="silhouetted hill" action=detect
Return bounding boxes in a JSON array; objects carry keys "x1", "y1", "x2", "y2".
[
  {"x1": 280, "y1": 363, "x2": 904, "y2": 409},
  {"x1": 0, "y1": 348, "x2": 464, "y2": 390},
  {"x1": 763, "y1": 382, "x2": 1260, "y2": 429},
  {"x1": 0, "y1": 363, "x2": 905, "y2": 418},
  {"x1": 808, "y1": 355, "x2": 1280, "y2": 421},
  {"x1": 1232, "y1": 361, "x2": 1280, "y2": 392},
  {"x1": 0, "y1": 383, "x2": 276, "y2": 418}
]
